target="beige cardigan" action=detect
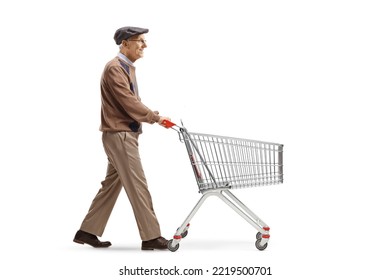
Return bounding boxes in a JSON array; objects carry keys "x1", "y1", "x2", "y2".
[{"x1": 99, "y1": 56, "x2": 159, "y2": 132}]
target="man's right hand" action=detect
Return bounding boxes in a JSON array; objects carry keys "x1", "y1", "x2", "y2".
[{"x1": 158, "y1": 116, "x2": 171, "y2": 127}]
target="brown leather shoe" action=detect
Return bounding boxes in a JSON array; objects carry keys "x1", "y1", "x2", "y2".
[
  {"x1": 141, "y1": 236, "x2": 168, "y2": 250},
  {"x1": 73, "y1": 230, "x2": 111, "y2": 248}
]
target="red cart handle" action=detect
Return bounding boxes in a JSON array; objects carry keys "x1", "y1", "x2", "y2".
[{"x1": 162, "y1": 119, "x2": 176, "y2": 128}]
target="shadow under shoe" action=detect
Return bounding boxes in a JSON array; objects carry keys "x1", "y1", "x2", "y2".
[{"x1": 73, "y1": 230, "x2": 111, "y2": 248}]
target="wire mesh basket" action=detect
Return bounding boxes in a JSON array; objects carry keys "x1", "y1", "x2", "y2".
[{"x1": 179, "y1": 131, "x2": 283, "y2": 191}]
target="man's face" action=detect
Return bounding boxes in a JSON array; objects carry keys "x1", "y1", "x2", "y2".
[{"x1": 122, "y1": 34, "x2": 147, "y2": 62}]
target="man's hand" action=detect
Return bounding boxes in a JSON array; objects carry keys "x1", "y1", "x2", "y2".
[{"x1": 158, "y1": 116, "x2": 171, "y2": 127}]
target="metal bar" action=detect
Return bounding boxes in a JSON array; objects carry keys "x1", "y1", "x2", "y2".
[
  {"x1": 176, "y1": 191, "x2": 214, "y2": 232},
  {"x1": 216, "y1": 190, "x2": 264, "y2": 232},
  {"x1": 169, "y1": 190, "x2": 215, "y2": 247},
  {"x1": 224, "y1": 190, "x2": 269, "y2": 228},
  {"x1": 279, "y1": 144, "x2": 284, "y2": 183},
  {"x1": 183, "y1": 130, "x2": 219, "y2": 189}
]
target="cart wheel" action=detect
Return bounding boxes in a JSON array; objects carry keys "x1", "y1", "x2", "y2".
[
  {"x1": 181, "y1": 230, "x2": 188, "y2": 238},
  {"x1": 177, "y1": 227, "x2": 189, "y2": 238},
  {"x1": 167, "y1": 239, "x2": 180, "y2": 252},
  {"x1": 255, "y1": 239, "x2": 268, "y2": 251},
  {"x1": 256, "y1": 232, "x2": 262, "y2": 240}
]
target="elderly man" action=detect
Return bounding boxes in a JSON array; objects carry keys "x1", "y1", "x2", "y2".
[{"x1": 73, "y1": 26, "x2": 170, "y2": 250}]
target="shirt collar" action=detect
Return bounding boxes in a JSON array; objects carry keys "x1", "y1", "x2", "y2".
[{"x1": 117, "y1": 53, "x2": 134, "y2": 67}]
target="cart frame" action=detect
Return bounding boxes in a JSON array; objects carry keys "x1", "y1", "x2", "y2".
[{"x1": 163, "y1": 121, "x2": 283, "y2": 251}]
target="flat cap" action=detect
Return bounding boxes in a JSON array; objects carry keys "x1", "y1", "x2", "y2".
[{"x1": 114, "y1": 26, "x2": 149, "y2": 45}]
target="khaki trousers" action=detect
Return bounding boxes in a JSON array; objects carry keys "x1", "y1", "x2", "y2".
[{"x1": 80, "y1": 131, "x2": 161, "y2": 241}]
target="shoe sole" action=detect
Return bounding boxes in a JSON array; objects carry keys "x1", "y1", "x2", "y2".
[
  {"x1": 73, "y1": 239, "x2": 111, "y2": 248},
  {"x1": 141, "y1": 247, "x2": 168, "y2": 250},
  {"x1": 73, "y1": 239, "x2": 85, "y2": 245}
]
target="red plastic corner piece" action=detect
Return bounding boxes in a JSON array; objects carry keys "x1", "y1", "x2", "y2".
[
  {"x1": 262, "y1": 234, "x2": 270, "y2": 239},
  {"x1": 263, "y1": 227, "x2": 270, "y2": 231},
  {"x1": 187, "y1": 223, "x2": 190, "y2": 227},
  {"x1": 173, "y1": 235, "x2": 182, "y2": 240}
]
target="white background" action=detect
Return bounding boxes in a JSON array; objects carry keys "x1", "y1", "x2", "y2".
[{"x1": 1, "y1": 0, "x2": 389, "y2": 279}]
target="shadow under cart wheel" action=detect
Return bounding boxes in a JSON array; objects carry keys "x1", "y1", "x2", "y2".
[
  {"x1": 167, "y1": 239, "x2": 180, "y2": 252},
  {"x1": 255, "y1": 239, "x2": 268, "y2": 251}
]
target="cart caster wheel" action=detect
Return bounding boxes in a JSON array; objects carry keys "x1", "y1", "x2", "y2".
[
  {"x1": 177, "y1": 227, "x2": 189, "y2": 238},
  {"x1": 168, "y1": 239, "x2": 180, "y2": 252},
  {"x1": 181, "y1": 230, "x2": 188, "y2": 238},
  {"x1": 255, "y1": 239, "x2": 268, "y2": 251},
  {"x1": 256, "y1": 232, "x2": 262, "y2": 240}
]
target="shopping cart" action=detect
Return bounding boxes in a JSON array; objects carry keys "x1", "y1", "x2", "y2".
[{"x1": 162, "y1": 120, "x2": 284, "y2": 251}]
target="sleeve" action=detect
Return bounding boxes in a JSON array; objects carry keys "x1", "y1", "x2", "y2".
[{"x1": 104, "y1": 66, "x2": 160, "y2": 124}]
